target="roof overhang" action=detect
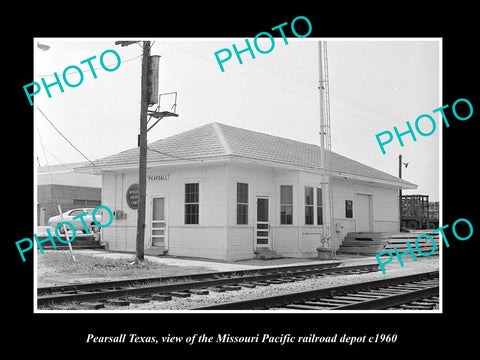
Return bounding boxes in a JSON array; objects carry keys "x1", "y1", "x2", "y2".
[{"x1": 74, "y1": 155, "x2": 417, "y2": 190}]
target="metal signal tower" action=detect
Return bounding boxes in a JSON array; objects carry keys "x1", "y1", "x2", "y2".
[{"x1": 318, "y1": 41, "x2": 334, "y2": 256}]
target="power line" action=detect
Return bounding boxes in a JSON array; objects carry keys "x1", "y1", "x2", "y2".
[
  {"x1": 146, "y1": 145, "x2": 204, "y2": 163},
  {"x1": 36, "y1": 122, "x2": 57, "y2": 193},
  {"x1": 36, "y1": 53, "x2": 142, "y2": 78},
  {"x1": 163, "y1": 41, "x2": 406, "y2": 130},
  {"x1": 35, "y1": 106, "x2": 100, "y2": 175}
]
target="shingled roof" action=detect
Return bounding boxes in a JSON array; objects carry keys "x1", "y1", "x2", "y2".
[{"x1": 82, "y1": 122, "x2": 416, "y2": 188}]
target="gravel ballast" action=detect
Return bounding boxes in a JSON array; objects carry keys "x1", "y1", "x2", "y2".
[{"x1": 107, "y1": 256, "x2": 440, "y2": 311}]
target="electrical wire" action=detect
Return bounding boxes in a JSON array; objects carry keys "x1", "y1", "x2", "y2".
[
  {"x1": 146, "y1": 145, "x2": 204, "y2": 163},
  {"x1": 35, "y1": 106, "x2": 100, "y2": 175},
  {"x1": 36, "y1": 53, "x2": 142, "y2": 78},
  {"x1": 202, "y1": 40, "x2": 417, "y2": 127},
  {"x1": 166, "y1": 41, "x2": 406, "y2": 128}
]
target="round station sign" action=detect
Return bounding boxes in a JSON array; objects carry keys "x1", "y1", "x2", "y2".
[{"x1": 126, "y1": 183, "x2": 139, "y2": 209}]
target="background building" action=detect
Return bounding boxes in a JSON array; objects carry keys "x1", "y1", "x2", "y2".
[{"x1": 37, "y1": 162, "x2": 101, "y2": 225}]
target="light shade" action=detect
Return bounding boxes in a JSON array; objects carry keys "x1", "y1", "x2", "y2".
[{"x1": 37, "y1": 42, "x2": 50, "y2": 51}]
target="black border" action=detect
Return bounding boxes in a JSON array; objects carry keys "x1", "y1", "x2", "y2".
[{"x1": 8, "y1": 5, "x2": 478, "y2": 355}]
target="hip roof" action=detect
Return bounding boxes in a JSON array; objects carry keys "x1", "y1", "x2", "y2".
[{"x1": 79, "y1": 122, "x2": 417, "y2": 189}]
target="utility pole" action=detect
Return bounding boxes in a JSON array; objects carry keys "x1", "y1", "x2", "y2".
[
  {"x1": 136, "y1": 41, "x2": 151, "y2": 261},
  {"x1": 398, "y1": 154, "x2": 409, "y2": 231},
  {"x1": 115, "y1": 40, "x2": 178, "y2": 261}
]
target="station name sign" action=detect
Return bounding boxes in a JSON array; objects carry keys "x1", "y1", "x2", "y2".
[{"x1": 147, "y1": 174, "x2": 169, "y2": 181}]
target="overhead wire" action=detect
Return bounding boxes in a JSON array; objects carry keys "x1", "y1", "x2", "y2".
[
  {"x1": 194, "y1": 41, "x2": 405, "y2": 128},
  {"x1": 35, "y1": 106, "x2": 100, "y2": 175},
  {"x1": 36, "y1": 53, "x2": 142, "y2": 78},
  {"x1": 163, "y1": 41, "x2": 322, "y2": 106},
  {"x1": 146, "y1": 145, "x2": 204, "y2": 163}
]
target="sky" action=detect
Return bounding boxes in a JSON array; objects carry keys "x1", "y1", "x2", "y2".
[{"x1": 33, "y1": 38, "x2": 441, "y2": 201}]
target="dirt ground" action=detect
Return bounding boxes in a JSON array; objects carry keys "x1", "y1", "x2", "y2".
[
  {"x1": 36, "y1": 249, "x2": 440, "y2": 288},
  {"x1": 36, "y1": 250, "x2": 214, "y2": 287}
]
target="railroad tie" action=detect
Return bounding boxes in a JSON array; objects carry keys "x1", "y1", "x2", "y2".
[
  {"x1": 129, "y1": 297, "x2": 151, "y2": 304},
  {"x1": 80, "y1": 302, "x2": 105, "y2": 310},
  {"x1": 170, "y1": 291, "x2": 191, "y2": 298},
  {"x1": 188, "y1": 289, "x2": 209, "y2": 295},
  {"x1": 151, "y1": 294, "x2": 172, "y2": 301},
  {"x1": 239, "y1": 283, "x2": 257, "y2": 288},
  {"x1": 285, "y1": 304, "x2": 326, "y2": 310},
  {"x1": 106, "y1": 299, "x2": 130, "y2": 306},
  {"x1": 398, "y1": 304, "x2": 433, "y2": 310},
  {"x1": 208, "y1": 287, "x2": 226, "y2": 292},
  {"x1": 221, "y1": 285, "x2": 241, "y2": 291},
  {"x1": 264, "y1": 280, "x2": 284, "y2": 284}
]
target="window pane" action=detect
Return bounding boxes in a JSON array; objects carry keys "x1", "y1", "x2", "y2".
[
  {"x1": 237, "y1": 183, "x2": 248, "y2": 204},
  {"x1": 237, "y1": 204, "x2": 248, "y2": 225},
  {"x1": 305, "y1": 206, "x2": 314, "y2": 225},
  {"x1": 305, "y1": 187, "x2": 314, "y2": 205},
  {"x1": 317, "y1": 188, "x2": 322, "y2": 205},
  {"x1": 280, "y1": 185, "x2": 293, "y2": 225},
  {"x1": 185, "y1": 183, "x2": 199, "y2": 224},
  {"x1": 280, "y1": 185, "x2": 293, "y2": 205},
  {"x1": 185, "y1": 183, "x2": 199, "y2": 203},
  {"x1": 257, "y1": 198, "x2": 268, "y2": 222},
  {"x1": 346, "y1": 200, "x2": 353, "y2": 218},
  {"x1": 152, "y1": 197, "x2": 165, "y2": 221},
  {"x1": 281, "y1": 205, "x2": 293, "y2": 225},
  {"x1": 185, "y1": 204, "x2": 199, "y2": 224},
  {"x1": 317, "y1": 207, "x2": 323, "y2": 225}
]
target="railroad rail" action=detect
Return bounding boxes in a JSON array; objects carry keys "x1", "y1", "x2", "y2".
[
  {"x1": 37, "y1": 262, "x2": 380, "y2": 307},
  {"x1": 193, "y1": 270, "x2": 439, "y2": 310}
]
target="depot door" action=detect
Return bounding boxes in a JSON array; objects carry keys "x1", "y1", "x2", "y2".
[
  {"x1": 356, "y1": 194, "x2": 372, "y2": 232},
  {"x1": 255, "y1": 196, "x2": 270, "y2": 248},
  {"x1": 151, "y1": 196, "x2": 167, "y2": 247}
]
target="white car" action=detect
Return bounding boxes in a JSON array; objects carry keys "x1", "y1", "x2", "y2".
[{"x1": 48, "y1": 208, "x2": 104, "y2": 234}]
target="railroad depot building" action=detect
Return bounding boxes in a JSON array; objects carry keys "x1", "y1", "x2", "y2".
[{"x1": 76, "y1": 122, "x2": 417, "y2": 261}]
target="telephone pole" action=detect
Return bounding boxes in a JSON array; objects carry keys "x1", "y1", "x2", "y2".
[
  {"x1": 115, "y1": 40, "x2": 178, "y2": 261},
  {"x1": 136, "y1": 41, "x2": 150, "y2": 261},
  {"x1": 398, "y1": 154, "x2": 409, "y2": 231}
]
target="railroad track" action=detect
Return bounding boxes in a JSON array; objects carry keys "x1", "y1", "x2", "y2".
[
  {"x1": 194, "y1": 270, "x2": 439, "y2": 310},
  {"x1": 37, "y1": 262, "x2": 380, "y2": 308}
]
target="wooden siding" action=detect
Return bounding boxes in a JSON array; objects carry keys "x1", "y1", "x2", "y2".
[
  {"x1": 101, "y1": 161, "x2": 402, "y2": 259},
  {"x1": 331, "y1": 178, "x2": 400, "y2": 250},
  {"x1": 225, "y1": 227, "x2": 255, "y2": 261},
  {"x1": 101, "y1": 171, "x2": 139, "y2": 251},
  {"x1": 168, "y1": 226, "x2": 225, "y2": 260}
]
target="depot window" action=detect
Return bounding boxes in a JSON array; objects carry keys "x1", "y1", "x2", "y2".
[
  {"x1": 237, "y1": 182, "x2": 248, "y2": 225},
  {"x1": 305, "y1": 187, "x2": 323, "y2": 225},
  {"x1": 185, "y1": 183, "x2": 199, "y2": 224},
  {"x1": 280, "y1": 185, "x2": 293, "y2": 225},
  {"x1": 317, "y1": 188, "x2": 323, "y2": 225},
  {"x1": 345, "y1": 200, "x2": 353, "y2": 218},
  {"x1": 305, "y1": 187, "x2": 314, "y2": 225}
]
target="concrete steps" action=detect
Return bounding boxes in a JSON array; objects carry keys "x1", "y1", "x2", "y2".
[
  {"x1": 339, "y1": 232, "x2": 392, "y2": 255},
  {"x1": 338, "y1": 231, "x2": 439, "y2": 255},
  {"x1": 385, "y1": 232, "x2": 439, "y2": 254}
]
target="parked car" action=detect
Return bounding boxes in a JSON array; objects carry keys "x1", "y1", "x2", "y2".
[{"x1": 48, "y1": 208, "x2": 103, "y2": 234}]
